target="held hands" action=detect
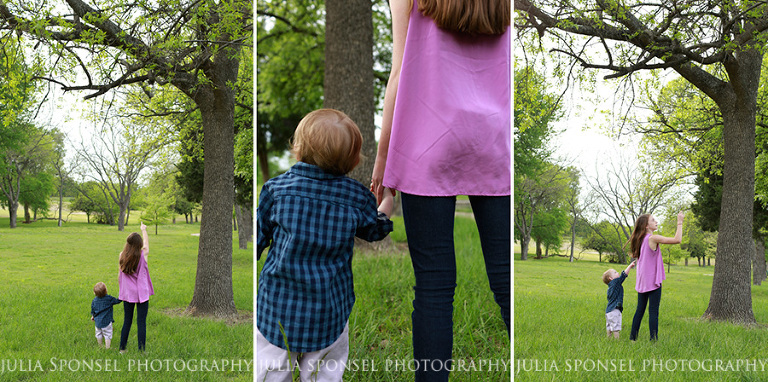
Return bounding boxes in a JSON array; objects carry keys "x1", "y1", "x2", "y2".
[
  {"x1": 371, "y1": 157, "x2": 395, "y2": 205},
  {"x1": 377, "y1": 187, "x2": 395, "y2": 218},
  {"x1": 380, "y1": 187, "x2": 394, "y2": 205},
  {"x1": 370, "y1": 179, "x2": 396, "y2": 205},
  {"x1": 140, "y1": 222, "x2": 147, "y2": 232}
]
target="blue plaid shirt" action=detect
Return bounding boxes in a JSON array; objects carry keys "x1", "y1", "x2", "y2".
[
  {"x1": 257, "y1": 162, "x2": 393, "y2": 352},
  {"x1": 91, "y1": 295, "x2": 121, "y2": 328},
  {"x1": 606, "y1": 271, "x2": 628, "y2": 313}
]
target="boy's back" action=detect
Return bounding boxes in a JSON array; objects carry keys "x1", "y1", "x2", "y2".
[
  {"x1": 91, "y1": 294, "x2": 120, "y2": 328},
  {"x1": 606, "y1": 273, "x2": 627, "y2": 313},
  {"x1": 257, "y1": 161, "x2": 393, "y2": 353}
]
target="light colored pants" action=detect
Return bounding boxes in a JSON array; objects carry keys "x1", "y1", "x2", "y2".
[
  {"x1": 606, "y1": 309, "x2": 622, "y2": 332},
  {"x1": 95, "y1": 323, "x2": 114, "y2": 340},
  {"x1": 256, "y1": 323, "x2": 349, "y2": 382}
]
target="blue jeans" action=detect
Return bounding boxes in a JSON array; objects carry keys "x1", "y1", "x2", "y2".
[
  {"x1": 401, "y1": 193, "x2": 510, "y2": 382},
  {"x1": 629, "y1": 287, "x2": 662, "y2": 341},
  {"x1": 120, "y1": 301, "x2": 149, "y2": 351}
]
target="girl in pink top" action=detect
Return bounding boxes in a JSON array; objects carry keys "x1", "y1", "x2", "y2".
[
  {"x1": 628, "y1": 212, "x2": 684, "y2": 341},
  {"x1": 118, "y1": 222, "x2": 154, "y2": 352},
  {"x1": 371, "y1": 0, "x2": 509, "y2": 380}
]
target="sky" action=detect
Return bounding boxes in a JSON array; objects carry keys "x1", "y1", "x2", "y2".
[
  {"x1": 36, "y1": 80, "x2": 96, "y2": 160},
  {"x1": 548, "y1": 68, "x2": 696, "y2": 224},
  {"x1": 548, "y1": 76, "x2": 639, "y2": 180}
]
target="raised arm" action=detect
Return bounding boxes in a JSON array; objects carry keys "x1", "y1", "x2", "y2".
[
  {"x1": 650, "y1": 211, "x2": 684, "y2": 247},
  {"x1": 624, "y1": 260, "x2": 636, "y2": 275},
  {"x1": 140, "y1": 222, "x2": 149, "y2": 261}
]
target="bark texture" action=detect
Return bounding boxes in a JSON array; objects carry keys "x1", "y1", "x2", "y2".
[{"x1": 186, "y1": 41, "x2": 240, "y2": 318}]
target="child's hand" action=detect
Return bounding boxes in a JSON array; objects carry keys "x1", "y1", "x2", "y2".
[
  {"x1": 140, "y1": 222, "x2": 147, "y2": 231},
  {"x1": 90, "y1": 316, "x2": 94, "y2": 321},
  {"x1": 377, "y1": 187, "x2": 395, "y2": 218},
  {"x1": 677, "y1": 211, "x2": 685, "y2": 224},
  {"x1": 629, "y1": 260, "x2": 636, "y2": 268},
  {"x1": 380, "y1": 187, "x2": 394, "y2": 204}
]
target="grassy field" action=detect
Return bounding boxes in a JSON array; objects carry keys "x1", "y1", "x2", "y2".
[
  {"x1": 515, "y1": 256, "x2": 768, "y2": 381},
  {"x1": 256, "y1": 215, "x2": 512, "y2": 381},
  {"x1": 0, "y1": 207, "x2": 253, "y2": 381}
]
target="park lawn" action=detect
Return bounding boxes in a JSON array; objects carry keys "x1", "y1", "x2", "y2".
[
  {"x1": 256, "y1": 215, "x2": 512, "y2": 381},
  {"x1": 0, "y1": 217, "x2": 253, "y2": 382},
  {"x1": 515, "y1": 256, "x2": 768, "y2": 381}
]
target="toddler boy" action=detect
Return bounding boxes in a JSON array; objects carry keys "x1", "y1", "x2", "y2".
[
  {"x1": 603, "y1": 260, "x2": 636, "y2": 338},
  {"x1": 256, "y1": 109, "x2": 395, "y2": 382},
  {"x1": 91, "y1": 282, "x2": 121, "y2": 348}
]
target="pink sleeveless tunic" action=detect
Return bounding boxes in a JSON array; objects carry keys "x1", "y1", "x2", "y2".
[
  {"x1": 382, "y1": 5, "x2": 511, "y2": 196},
  {"x1": 118, "y1": 249, "x2": 155, "y2": 303},
  {"x1": 635, "y1": 235, "x2": 666, "y2": 293}
]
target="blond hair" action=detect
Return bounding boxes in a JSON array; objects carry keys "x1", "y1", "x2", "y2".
[
  {"x1": 416, "y1": 0, "x2": 510, "y2": 35},
  {"x1": 94, "y1": 282, "x2": 107, "y2": 297},
  {"x1": 602, "y1": 269, "x2": 616, "y2": 285},
  {"x1": 292, "y1": 109, "x2": 363, "y2": 175}
]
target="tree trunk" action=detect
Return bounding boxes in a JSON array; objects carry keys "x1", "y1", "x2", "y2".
[
  {"x1": 235, "y1": 204, "x2": 244, "y2": 250},
  {"x1": 23, "y1": 204, "x2": 30, "y2": 223},
  {"x1": 520, "y1": 236, "x2": 530, "y2": 260},
  {"x1": 236, "y1": 202, "x2": 253, "y2": 250},
  {"x1": 754, "y1": 239, "x2": 766, "y2": 286},
  {"x1": 535, "y1": 239, "x2": 542, "y2": 259},
  {"x1": 685, "y1": 258, "x2": 688, "y2": 266},
  {"x1": 186, "y1": 45, "x2": 240, "y2": 318},
  {"x1": 118, "y1": 204, "x2": 127, "y2": 232},
  {"x1": 8, "y1": 201, "x2": 17, "y2": 228},
  {"x1": 569, "y1": 218, "x2": 576, "y2": 262},
  {"x1": 117, "y1": 203, "x2": 128, "y2": 232},
  {"x1": 258, "y1": 150, "x2": 271, "y2": 183},
  {"x1": 324, "y1": 0, "x2": 375, "y2": 187},
  {"x1": 58, "y1": 185, "x2": 63, "y2": 227},
  {"x1": 703, "y1": 63, "x2": 759, "y2": 323}
]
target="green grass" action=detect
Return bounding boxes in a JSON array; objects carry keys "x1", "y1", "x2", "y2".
[
  {"x1": 0, "y1": 213, "x2": 252, "y2": 381},
  {"x1": 515, "y1": 256, "x2": 768, "y2": 381},
  {"x1": 257, "y1": 215, "x2": 511, "y2": 381}
]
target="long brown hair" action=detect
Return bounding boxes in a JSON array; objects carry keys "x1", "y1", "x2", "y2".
[
  {"x1": 119, "y1": 233, "x2": 143, "y2": 275},
  {"x1": 417, "y1": 0, "x2": 510, "y2": 35},
  {"x1": 628, "y1": 214, "x2": 651, "y2": 259}
]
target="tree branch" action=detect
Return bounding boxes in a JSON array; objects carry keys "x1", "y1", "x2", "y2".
[{"x1": 256, "y1": 9, "x2": 319, "y2": 37}]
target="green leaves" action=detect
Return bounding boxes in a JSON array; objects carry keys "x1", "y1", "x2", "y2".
[
  {"x1": 0, "y1": 37, "x2": 40, "y2": 152},
  {"x1": 637, "y1": 76, "x2": 724, "y2": 178},
  {"x1": 514, "y1": 65, "x2": 563, "y2": 174}
]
